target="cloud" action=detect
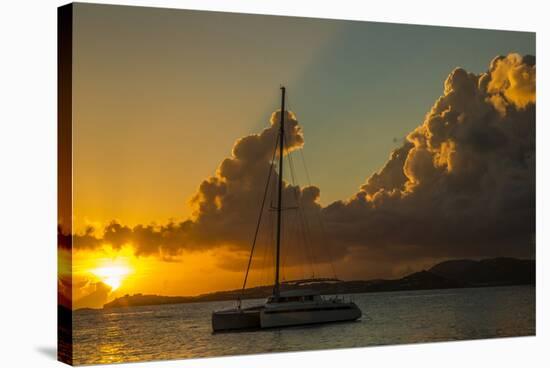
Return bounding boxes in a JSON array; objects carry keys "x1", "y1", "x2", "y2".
[
  {"x1": 323, "y1": 53, "x2": 535, "y2": 267},
  {"x1": 69, "y1": 53, "x2": 535, "y2": 277},
  {"x1": 487, "y1": 54, "x2": 536, "y2": 109},
  {"x1": 71, "y1": 110, "x2": 324, "y2": 263},
  {"x1": 73, "y1": 281, "x2": 112, "y2": 310}
]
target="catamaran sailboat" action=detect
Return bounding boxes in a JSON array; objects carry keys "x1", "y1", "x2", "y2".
[{"x1": 212, "y1": 87, "x2": 362, "y2": 332}]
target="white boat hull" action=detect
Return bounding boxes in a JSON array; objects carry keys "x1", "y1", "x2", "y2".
[{"x1": 260, "y1": 302, "x2": 361, "y2": 328}]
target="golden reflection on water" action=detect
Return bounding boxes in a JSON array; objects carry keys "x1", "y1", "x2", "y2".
[
  {"x1": 98, "y1": 342, "x2": 125, "y2": 364},
  {"x1": 73, "y1": 286, "x2": 535, "y2": 365},
  {"x1": 97, "y1": 322, "x2": 127, "y2": 364}
]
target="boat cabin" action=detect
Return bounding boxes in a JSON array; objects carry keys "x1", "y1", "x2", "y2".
[{"x1": 267, "y1": 289, "x2": 322, "y2": 304}]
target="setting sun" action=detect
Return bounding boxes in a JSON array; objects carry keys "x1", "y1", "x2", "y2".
[{"x1": 91, "y1": 264, "x2": 132, "y2": 291}]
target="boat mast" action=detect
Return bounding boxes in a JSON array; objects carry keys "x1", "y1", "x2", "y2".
[{"x1": 274, "y1": 86, "x2": 285, "y2": 298}]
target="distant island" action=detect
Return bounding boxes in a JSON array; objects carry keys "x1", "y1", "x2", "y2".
[{"x1": 81, "y1": 257, "x2": 534, "y2": 311}]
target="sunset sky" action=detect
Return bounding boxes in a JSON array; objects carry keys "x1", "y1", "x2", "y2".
[{"x1": 64, "y1": 3, "x2": 535, "y2": 309}]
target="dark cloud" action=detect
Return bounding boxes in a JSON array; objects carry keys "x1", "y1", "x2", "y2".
[
  {"x1": 72, "y1": 111, "x2": 324, "y2": 262},
  {"x1": 323, "y1": 53, "x2": 535, "y2": 268},
  {"x1": 71, "y1": 54, "x2": 535, "y2": 276}
]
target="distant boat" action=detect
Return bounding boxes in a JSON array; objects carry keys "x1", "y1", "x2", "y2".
[{"x1": 212, "y1": 87, "x2": 362, "y2": 332}]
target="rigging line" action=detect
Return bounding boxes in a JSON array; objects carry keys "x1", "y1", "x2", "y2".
[
  {"x1": 280, "y1": 198, "x2": 286, "y2": 282},
  {"x1": 285, "y1": 135, "x2": 315, "y2": 278},
  {"x1": 280, "y1": 188, "x2": 293, "y2": 283},
  {"x1": 281, "y1": 193, "x2": 306, "y2": 282},
  {"x1": 265, "y1": 209, "x2": 273, "y2": 287},
  {"x1": 259, "y1": 198, "x2": 273, "y2": 287},
  {"x1": 263, "y1": 162, "x2": 278, "y2": 287},
  {"x1": 281, "y1": 216, "x2": 290, "y2": 282},
  {"x1": 258, "y1": 201, "x2": 267, "y2": 285},
  {"x1": 284, "y1": 153, "x2": 311, "y2": 281},
  {"x1": 287, "y1": 96, "x2": 323, "y2": 279},
  {"x1": 293, "y1": 190, "x2": 313, "y2": 280},
  {"x1": 299, "y1": 148, "x2": 313, "y2": 189},
  {"x1": 290, "y1": 160, "x2": 315, "y2": 278},
  {"x1": 296, "y1": 194, "x2": 317, "y2": 278},
  {"x1": 282, "y1": 213, "x2": 291, "y2": 283},
  {"x1": 258, "y1": 205, "x2": 270, "y2": 288},
  {"x1": 299, "y1": 148, "x2": 338, "y2": 279},
  {"x1": 289, "y1": 149, "x2": 317, "y2": 276},
  {"x1": 293, "y1": 210, "x2": 307, "y2": 281},
  {"x1": 286, "y1": 90, "x2": 336, "y2": 280},
  {"x1": 268, "y1": 206, "x2": 275, "y2": 286},
  {"x1": 267, "y1": 168, "x2": 277, "y2": 286},
  {"x1": 281, "y1": 154, "x2": 298, "y2": 283},
  {"x1": 281, "y1": 152, "x2": 305, "y2": 282},
  {"x1": 284, "y1": 132, "x2": 316, "y2": 278},
  {"x1": 241, "y1": 132, "x2": 280, "y2": 295},
  {"x1": 295, "y1": 207, "x2": 310, "y2": 281}
]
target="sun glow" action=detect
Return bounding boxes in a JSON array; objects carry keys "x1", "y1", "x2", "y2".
[
  {"x1": 73, "y1": 245, "x2": 245, "y2": 302},
  {"x1": 91, "y1": 264, "x2": 132, "y2": 291}
]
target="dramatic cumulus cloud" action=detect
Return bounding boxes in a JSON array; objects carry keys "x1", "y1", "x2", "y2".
[
  {"x1": 67, "y1": 53, "x2": 535, "y2": 275},
  {"x1": 323, "y1": 53, "x2": 535, "y2": 265},
  {"x1": 70, "y1": 110, "x2": 325, "y2": 261}
]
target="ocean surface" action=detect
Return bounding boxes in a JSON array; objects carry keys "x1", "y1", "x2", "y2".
[{"x1": 73, "y1": 285, "x2": 535, "y2": 365}]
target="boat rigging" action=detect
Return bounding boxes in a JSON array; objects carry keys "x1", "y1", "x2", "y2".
[{"x1": 212, "y1": 87, "x2": 362, "y2": 332}]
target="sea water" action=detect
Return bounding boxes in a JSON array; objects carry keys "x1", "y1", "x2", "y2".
[{"x1": 73, "y1": 285, "x2": 535, "y2": 365}]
